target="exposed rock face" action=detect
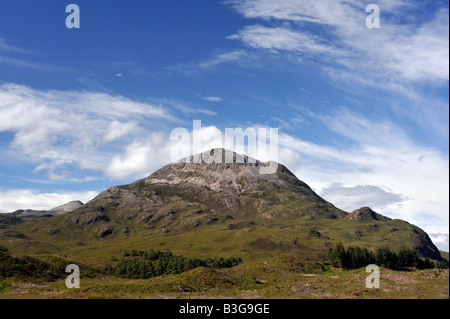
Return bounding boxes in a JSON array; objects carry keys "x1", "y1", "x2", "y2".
[
  {"x1": 147, "y1": 148, "x2": 279, "y2": 194},
  {"x1": 141, "y1": 148, "x2": 340, "y2": 216},
  {"x1": 347, "y1": 207, "x2": 391, "y2": 221},
  {"x1": 10, "y1": 209, "x2": 49, "y2": 220},
  {"x1": 49, "y1": 201, "x2": 84, "y2": 215}
]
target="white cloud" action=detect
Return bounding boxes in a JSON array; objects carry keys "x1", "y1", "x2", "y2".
[
  {"x1": 0, "y1": 83, "x2": 221, "y2": 182},
  {"x1": 227, "y1": 0, "x2": 364, "y2": 23},
  {"x1": 0, "y1": 189, "x2": 98, "y2": 213},
  {"x1": 166, "y1": 50, "x2": 250, "y2": 74},
  {"x1": 0, "y1": 38, "x2": 72, "y2": 71},
  {"x1": 319, "y1": 184, "x2": 404, "y2": 212},
  {"x1": 105, "y1": 133, "x2": 174, "y2": 179},
  {"x1": 428, "y1": 233, "x2": 449, "y2": 252},
  {"x1": 103, "y1": 120, "x2": 140, "y2": 142},
  {"x1": 198, "y1": 50, "x2": 249, "y2": 69},
  {"x1": 203, "y1": 96, "x2": 223, "y2": 102},
  {"x1": 173, "y1": 105, "x2": 218, "y2": 116},
  {"x1": 146, "y1": 96, "x2": 218, "y2": 116},
  {"x1": 227, "y1": 0, "x2": 449, "y2": 84},
  {"x1": 0, "y1": 38, "x2": 30, "y2": 53},
  {"x1": 0, "y1": 38, "x2": 35, "y2": 68},
  {"x1": 0, "y1": 55, "x2": 38, "y2": 68},
  {"x1": 0, "y1": 83, "x2": 175, "y2": 179},
  {"x1": 228, "y1": 25, "x2": 341, "y2": 56}
]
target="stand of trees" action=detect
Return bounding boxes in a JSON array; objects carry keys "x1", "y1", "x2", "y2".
[
  {"x1": 105, "y1": 249, "x2": 242, "y2": 279},
  {"x1": 328, "y1": 243, "x2": 448, "y2": 270}
]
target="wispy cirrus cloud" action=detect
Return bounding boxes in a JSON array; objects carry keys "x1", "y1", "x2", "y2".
[
  {"x1": 202, "y1": 96, "x2": 223, "y2": 102},
  {"x1": 0, "y1": 83, "x2": 176, "y2": 179},
  {"x1": 0, "y1": 55, "x2": 38, "y2": 69},
  {"x1": 165, "y1": 50, "x2": 251, "y2": 75},
  {"x1": 0, "y1": 38, "x2": 30, "y2": 54},
  {"x1": 227, "y1": 25, "x2": 342, "y2": 57},
  {"x1": 0, "y1": 38, "x2": 41, "y2": 69},
  {"x1": 148, "y1": 96, "x2": 218, "y2": 116},
  {"x1": 197, "y1": 50, "x2": 249, "y2": 69},
  {"x1": 226, "y1": 0, "x2": 449, "y2": 85},
  {"x1": 0, "y1": 37, "x2": 84, "y2": 74}
]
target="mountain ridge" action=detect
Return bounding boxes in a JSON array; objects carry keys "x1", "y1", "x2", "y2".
[
  {"x1": 0, "y1": 200, "x2": 84, "y2": 228},
  {"x1": 0, "y1": 149, "x2": 444, "y2": 263}
]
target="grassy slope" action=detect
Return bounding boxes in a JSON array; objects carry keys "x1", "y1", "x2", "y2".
[
  {"x1": 1, "y1": 208, "x2": 443, "y2": 267},
  {"x1": 1, "y1": 256, "x2": 448, "y2": 299}
]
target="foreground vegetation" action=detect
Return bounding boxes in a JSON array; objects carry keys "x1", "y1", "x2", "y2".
[
  {"x1": 0, "y1": 244, "x2": 448, "y2": 299},
  {"x1": 0, "y1": 245, "x2": 101, "y2": 282}
]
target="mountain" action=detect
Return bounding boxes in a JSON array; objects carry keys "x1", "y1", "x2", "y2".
[
  {"x1": 0, "y1": 149, "x2": 444, "y2": 264},
  {"x1": 0, "y1": 214, "x2": 24, "y2": 229},
  {"x1": 5, "y1": 200, "x2": 84, "y2": 221},
  {"x1": 49, "y1": 200, "x2": 84, "y2": 214},
  {"x1": 0, "y1": 201, "x2": 84, "y2": 229},
  {"x1": 347, "y1": 207, "x2": 391, "y2": 221},
  {"x1": 9, "y1": 209, "x2": 51, "y2": 221}
]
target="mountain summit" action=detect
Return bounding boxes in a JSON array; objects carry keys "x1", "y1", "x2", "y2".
[
  {"x1": 144, "y1": 148, "x2": 339, "y2": 215},
  {"x1": 148, "y1": 148, "x2": 280, "y2": 194},
  {"x1": 0, "y1": 149, "x2": 444, "y2": 263}
]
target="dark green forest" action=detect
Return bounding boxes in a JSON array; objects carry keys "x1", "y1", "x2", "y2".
[
  {"x1": 328, "y1": 243, "x2": 448, "y2": 270},
  {"x1": 105, "y1": 249, "x2": 243, "y2": 279}
]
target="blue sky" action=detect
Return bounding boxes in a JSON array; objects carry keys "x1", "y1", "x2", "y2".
[{"x1": 0, "y1": 0, "x2": 448, "y2": 250}]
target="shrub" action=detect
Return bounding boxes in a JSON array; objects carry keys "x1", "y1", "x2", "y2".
[{"x1": 0, "y1": 244, "x2": 9, "y2": 254}]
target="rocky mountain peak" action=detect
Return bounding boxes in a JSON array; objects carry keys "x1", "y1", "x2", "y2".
[
  {"x1": 347, "y1": 207, "x2": 391, "y2": 221},
  {"x1": 49, "y1": 200, "x2": 84, "y2": 214},
  {"x1": 145, "y1": 148, "x2": 290, "y2": 194}
]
